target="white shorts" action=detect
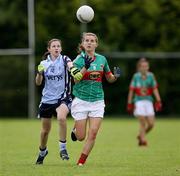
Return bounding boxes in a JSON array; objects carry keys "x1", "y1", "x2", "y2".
[
  {"x1": 134, "y1": 100, "x2": 155, "y2": 117},
  {"x1": 71, "y1": 97, "x2": 105, "y2": 121}
]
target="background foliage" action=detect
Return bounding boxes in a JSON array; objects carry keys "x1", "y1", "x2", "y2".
[{"x1": 0, "y1": 0, "x2": 180, "y2": 117}]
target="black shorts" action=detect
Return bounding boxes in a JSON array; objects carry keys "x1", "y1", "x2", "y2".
[{"x1": 38, "y1": 96, "x2": 72, "y2": 118}]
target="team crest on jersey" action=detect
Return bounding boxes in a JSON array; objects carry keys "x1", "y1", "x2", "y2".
[
  {"x1": 50, "y1": 66, "x2": 55, "y2": 73},
  {"x1": 100, "y1": 64, "x2": 104, "y2": 69},
  {"x1": 91, "y1": 63, "x2": 97, "y2": 70},
  {"x1": 137, "y1": 82, "x2": 141, "y2": 87},
  {"x1": 89, "y1": 72, "x2": 101, "y2": 80},
  {"x1": 140, "y1": 87, "x2": 148, "y2": 95}
]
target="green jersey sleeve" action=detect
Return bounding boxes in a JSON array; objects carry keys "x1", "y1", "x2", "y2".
[
  {"x1": 103, "y1": 56, "x2": 111, "y2": 73},
  {"x1": 73, "y1": 55, "x2": 84, "y2": 70}
]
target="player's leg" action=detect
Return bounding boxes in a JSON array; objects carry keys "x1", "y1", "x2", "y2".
[
  {"x1": 145, "y1": 116, "x2": 155, "y2": 134},
  {"x1": 134, "y1": 100, "x2": 148, "y2": 146},
  {"x1": 36, "y1": 118, "x2": 51, "y2": 164},
  {"x1": 56, "y1": 104, "x2": 70, "y2": 160},
  {"x1": 137, "y1": 116, "x2": 147, "y2": 146},
  {"x1": 71, "y1": 97, "x2": 88, "y2": 141},
  {"x1": 144, "y1": 101, "x2": 155, "y2": 134},
  {"x1": 72, "y1": 119, "x2": 87, "y2": 141},
  {"x1": 77, "y1": 117, "x2": 102, "y2": 165},
  {"x1": 40, "y1": 118, "x2": 52, "y2": 148},
  {"x1": 76, "y1": 99, "x2": 105, "y2": 165}
]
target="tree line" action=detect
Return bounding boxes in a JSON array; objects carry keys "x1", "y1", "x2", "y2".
[{"x1": 0, "y1": 0, "x2": 180, "y2": 117}]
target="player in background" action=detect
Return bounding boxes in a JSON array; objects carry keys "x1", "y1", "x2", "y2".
[
  {"x1": 127, "y1": 58, "x2": 162, "y2": 146},
  {"x1": 70, "y1": 32, "x2": 121, "y2": 166},
  {"x1": 35, "y1": 38, "x2": 82, "y2": 164}
]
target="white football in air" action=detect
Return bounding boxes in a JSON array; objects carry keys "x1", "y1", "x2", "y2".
[{"x1": 76, "y1": 5, "x2": 94, "y2": 23}]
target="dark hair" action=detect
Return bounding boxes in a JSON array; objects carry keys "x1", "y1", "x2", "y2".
[
  {"x1": 77, "y1": 32, "x2": 98, "y2": 53},
  {"x1": 42, "y1": 38, "x2": 61, "y2": 60}
]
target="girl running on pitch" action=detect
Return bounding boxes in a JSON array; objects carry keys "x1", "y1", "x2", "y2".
[
  {"x1": 70, "y1": 32, "x2": 121, "y2": 166},
  {"x1": 127, "y1": 58, "x2": 162, "y2": 146},
  {"x1": 35, "y1": 38, "x2": 82, "y2": 164}
]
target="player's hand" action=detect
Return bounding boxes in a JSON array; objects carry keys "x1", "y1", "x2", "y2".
[
  {"x1": 113, "y1": 67, "x2": 121, "y2": 78},
  {"x1": 37, "y1": 64, "x2": 46, "y2": 74},
  {"x1": 83, "y1": 55, "x2": 94, "y2": 69},
  {"x1": 70, "y1": 67, "x2": 83, "y2": 81},
  {"x1": 154, "y1": 101, "x2": 162, "y2": 112},
  {"x1": 127, "y1": 103, "x2": 134, "y2": 114}
]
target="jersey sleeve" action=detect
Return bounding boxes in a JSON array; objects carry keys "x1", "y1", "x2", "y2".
[
  {"x1": 40, "y1": 60, "x2": 52, "y2": 71},
  {"x1": 151, "y1": 73, "x2": 158, "y2": 88},
  {"x1": 73, "y1": 55, "x2": 84, "y2": 70},
  {"x1": 103, "y1": 56, "x2": 111, "y2": 76}
]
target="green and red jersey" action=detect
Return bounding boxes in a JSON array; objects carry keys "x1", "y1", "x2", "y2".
[
  {"x1": 129, "y1": 72, "x2": 158, "y2": 103},
  {"x1": 73, "y1": 52, "x2": 111, "y2": 102}
]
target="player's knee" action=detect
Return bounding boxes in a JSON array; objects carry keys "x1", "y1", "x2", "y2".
[
  {"x1": 78, "y1": 137, "x2": 85, "y2": 141},
  {"x1": 77, "y1": 135, "x2": 86, "y2": 141},
  {"x1": 140, "y1": 121, "x2": 146, "y2": 127},
  {"x1": 41, "y1": 129, "x2": 50, "y2": 136},
  {"x1": 88, "y1": 129, "x2": 98, "y2": 141},
  {"x1": 58, "y1": 117, "x2": 66, "y2": 124},
  {"x1": 76, "y1": 131, "x2": 86, "y2": 141},
  {"x1": 149, "y1": 123, "x2": 154, "y2": 129}
]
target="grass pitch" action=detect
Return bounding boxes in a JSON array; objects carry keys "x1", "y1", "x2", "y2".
[{"x1": 0, "y1": 117, "x2": 180, "y2": 176}]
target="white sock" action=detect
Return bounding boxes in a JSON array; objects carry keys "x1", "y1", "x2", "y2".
[
  {"x1": 39, "y1": 147, "x2": 47, "y2": 156},
  {"x1": 59, "y1": 141, "x2": 66, "y2": 151}
]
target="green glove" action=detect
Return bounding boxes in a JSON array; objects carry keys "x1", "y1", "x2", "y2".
[
  {"x1": 37, "y1": 64, "x2": 45, "y2": 74},
  {"x1": 70, "y1": 67, "x2": 83, "y2": 81}
]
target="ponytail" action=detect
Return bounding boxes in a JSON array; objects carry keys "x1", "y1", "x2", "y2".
[
  {"x1": 77, "y1": 44, "x2": 85, "y2": 54},
  {"x1": 42, "y1": 51, "x2": 50, "y2": 60}
]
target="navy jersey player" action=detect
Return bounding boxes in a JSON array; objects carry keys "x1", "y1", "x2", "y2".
[{"x1": 35, "y1": 38, "x2": 82, "y2": 164}]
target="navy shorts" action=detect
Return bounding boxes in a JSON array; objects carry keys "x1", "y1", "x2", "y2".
[{"x1": 38, "y1": 96, "x2": 72, "y2": 118}]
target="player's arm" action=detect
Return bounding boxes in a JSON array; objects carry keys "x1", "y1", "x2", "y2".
[
  {"x1": 153, "y1": 88, "x2": 161, "y2": 102},
  {"x1": 66, "y1": 59, "x2": 83, "y2": 81},
  {"x1": 153, "y1": 87, "x2": 162, "y2": 111},
  {"x1": 69, "y1": 54, "x2": 94, "y2": 82},
  {"x1": 35, "y1": 64, "x2": 45, "y2": 86},
  {"x1": 105, "y1": 67, "x2": 121, "y2": 83},
  {"x1": 68, "y1": 63, "x2": 85, "y2": 82},
  {"x1": 127, "y1": 76, "x2": 136, "y2": 114},
  {"x1": 126, "y1": 89, "x2": 134, "y2": 114},
  {"x1": 35, "y1": 73, "x2": 43, "y2": 86},
  {"x1": 67, "y1": 61, "x2": 86, "y2": 75},
  {"x1": 152, "y1": 74, "x2": 162, "y2": 111},
  {"x1": 127, "y1": 89, "x2": 134, "y2": 104},
  {"x1": 105, "y1": 72, "x2": 117, "y2": 83},
  {"x1": 103, "y1": 56, "x2": 121, "y2": 83}
]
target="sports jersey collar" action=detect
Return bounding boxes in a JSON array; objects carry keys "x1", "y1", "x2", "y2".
[
  {"x1": 80, "y1": 51, "x2": 97, "y2": 58},
  {"x1": 138, "y1": 71, "x2": 150, "y2": 80},
  {"x1": 47, "y1": 54, "x2": 62, "y2": 61}
]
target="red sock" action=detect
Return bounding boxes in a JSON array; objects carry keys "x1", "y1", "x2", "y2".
[{"x1": 77, "y1": 153, "x2": 88, "y2": 165}]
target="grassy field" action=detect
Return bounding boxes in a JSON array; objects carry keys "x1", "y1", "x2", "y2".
[{"x1": 0, "y1": 117, "x2": 180, "y2": 176}]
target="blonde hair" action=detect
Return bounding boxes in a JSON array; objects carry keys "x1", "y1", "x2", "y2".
[{"x1": 77, "y1": 32, "x2": 98, "y2": 53}]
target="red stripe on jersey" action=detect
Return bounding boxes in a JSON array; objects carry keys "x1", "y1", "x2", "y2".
[
  {"x1": 105, "y1": 71, "x2": 112, "y2": 76},
  {"x1": 104, "y1": 71, "x2": 112, "y2": 79},
  {"x1": 129, "y1": 86, "x2": 135, "y2": 91},
  {"x1": 83, "y1": 71, "x2": 104, "y2": 82},
  {"x1": 134, "y1": 87, "x2": 153, "y2": 96},
  {"x1": 130, "y1": 85, "x2": 158, "y2": 91}
]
